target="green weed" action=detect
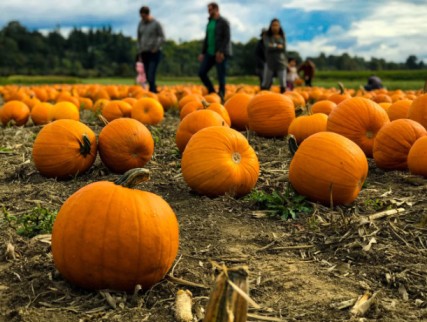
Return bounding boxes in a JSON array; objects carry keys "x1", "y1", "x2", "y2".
[
  {"x1": 246, "y1": 185, "x2": 313, "y2": 220},
  {"x1": 3, "y1": 205, "x2": 58, "y2": 238}
]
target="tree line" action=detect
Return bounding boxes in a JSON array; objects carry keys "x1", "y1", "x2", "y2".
[{"x1": 0, "y1": 21, "x2": 425, "y2": 78}]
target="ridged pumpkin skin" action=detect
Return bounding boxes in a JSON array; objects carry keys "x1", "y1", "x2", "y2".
[
  {"x1": 407, "y1": 94, "x2": 427, "y2": 128},
  {"x1": 32, "y1": 119, "x2": 97, "y2": 178},
  {"x1": 247, "y1": 93, "x2": 295, "y2": 137},
  {"x1": 288, "y1": 113, "x2": 328, "y2": 144},
  {"x1": 407, "y1": 136, "x2": 427, "y2": 177},
  {"x1": 52, "y1": 179, "x2": 179, "y2": 291},
  {"x1": 181, "y1": 126, "x2": 259, "y2": 197},
  {"x1": 175, "y1": 109, "x2": 228, "y2": 153},
  {"x1": 289, "y1": 132, "x2": 368, "y2": 206},
  {"x1": 327, "y1": 97, "x2": 390, "y2": 157},
  {"x1": 0, "y1": 100, "x2": 30, "y2": 126},
  {"x1": 98, "y1": 118, "x2": 154, "y2": 173},
  {"x1": 373, "y1": 119, "x2": 426, "y2": 170}
]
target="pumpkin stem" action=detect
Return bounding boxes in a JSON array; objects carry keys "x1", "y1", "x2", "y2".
[
  {"x1": 287, "y1": 134, "x2": 299, "y2": 156},
  {"x1": 201, "y1": 99, "x2": 210, "y2": 109},
  {"x1": 232, "y1": 152, "x2": 241, "y2": 164},
  {"x1": 98, "y1": 114, "x2": 109, "y2": 126},
  {"x1": 114, "y1": 168, "x2": 150, "y2": 187},
  {"x1": 79, "y1": 134, "x2": 92, "y2": 156},
  {"x1": 338, "y1": 82, "x2": 345, "y2": 95}
]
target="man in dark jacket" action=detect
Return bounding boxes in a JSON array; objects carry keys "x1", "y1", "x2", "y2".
[{"x1": 198, "y1": 2, "x2": 231, "y2": 102}]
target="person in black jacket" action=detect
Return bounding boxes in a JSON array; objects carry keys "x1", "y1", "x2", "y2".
[{"x1": 198, "y1": 2, "x2": 232, "y2": 102}]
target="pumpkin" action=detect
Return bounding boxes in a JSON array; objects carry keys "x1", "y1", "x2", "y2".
[
  {"x1": 247, "y1": 93, "x2": 295, "y2": 137},
  {"x1": 50, "y1": 101, "x2": 80, "y2": 121},
  {"x1": 51, "y1": 168, "x2": 179, "y2": 292},
  {"x1": 289, "y1": 132, "x2": 368, "y2": 206},
  {"x1": 223, "y1": 93, "x2": 252, "y2": 131},
  {"x1": 407, "y1": 94, "x2": 427, "y2": 128},
  {"x1": 203, "y1": 101, "x2": 231, "y2": 126},
  {"x1": 30, "y1": 102, "x2": 53, "y2": 125},
  {"x1": 158, "y1": 90, "x2": 178, "y2": 110},
  {"x1": 176, "y1": 109, "x2": 228, "y2": 153},
  {"x1": 32, "y1": 119, "x2": 97, "y2": 178},
  {"x1": 101, "y1": 100, "x2": 132, "y2": 121},
  {"x1": 327, "y1": 83, "x2": 352, "y2": 104},
  {"x1": 408, "y1": 136, "x2": 427, "y2": 177},
  {"x1": 179, "y1": 100, "x2": 204, "y2": 120},
  {"x1": 288, "y1": 113, "x2": 328, "y2": 144},
  {"x1": 131, "y1": 97, "x2": 164, "y2": 125},
  {"x1": 0, "y1": 100, "x2": 30, "y2": 126},
  {"x1": 327, "y1": 97, "x2": 390, "y2": 157},
  {"x1": 387, "y1": 99, "x2": 412, "y2": 121},
  {"x1": 98, "y1": 118, "x2": 154, "y2": 173},
  {"x1": 181, "y1": 126, "x2": 259, "y2": 197},
  {"x1": 310, "y1": 100, "x2": 336, "y2": 115},
  {"x1": 373, "y1": 119, "x2": 426, "y2": 170}
]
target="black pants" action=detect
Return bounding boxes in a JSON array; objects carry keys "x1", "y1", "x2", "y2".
[
  {"x1": 140, "y1": 51, "x2": 161, "y2": 93},
  {"x1": 198, "y1": 54, "x2": 227, "y2": 98}
]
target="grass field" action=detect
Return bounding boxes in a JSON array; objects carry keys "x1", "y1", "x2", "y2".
[{"x1": 0, "y1": 70, "x2": 425, "y2": 90}]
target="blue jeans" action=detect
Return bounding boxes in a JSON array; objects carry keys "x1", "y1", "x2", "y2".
[
  {"x1": 140, "y1": 51, "x2": 161, "y2": 93},
  {"x1": 198, "y1": 54, "x2": 227, "y2": 98}
]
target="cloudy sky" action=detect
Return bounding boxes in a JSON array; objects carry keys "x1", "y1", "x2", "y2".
[{"x1": 1, "y1": 0, "x2": 426, "y2": 63}]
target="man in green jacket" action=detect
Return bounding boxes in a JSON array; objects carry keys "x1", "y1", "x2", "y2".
[{"x1": 198, "y1": 2, "x2": 232, "y2": 102}]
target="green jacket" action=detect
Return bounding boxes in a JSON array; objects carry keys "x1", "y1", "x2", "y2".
[{"x1": 202, "y1": 16, "x2": 232, "y2": 57}]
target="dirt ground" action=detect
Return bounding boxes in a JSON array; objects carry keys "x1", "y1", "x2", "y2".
[{"x1": 0, "y1": 108, "x2": 426, "y2": 322}]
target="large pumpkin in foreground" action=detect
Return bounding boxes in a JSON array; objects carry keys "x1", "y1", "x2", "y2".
[
  {"x1": 181, "y1": 126, "x2": 259, "y2": 197},
  {"x1": 289, "y1": 132, "x2": 368, "y2": 206},
  {"x1": 52, "y1": 168, "x2": 179, "y2": 292},
  {"x1": 32, "y1": 119, "x2": 97, "y2": 178}
]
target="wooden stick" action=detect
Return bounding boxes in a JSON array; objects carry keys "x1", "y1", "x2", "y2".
[
  {"x1": 358, "y1": 208, "x2": 405, "y2": 225},
  {"x1": 166, "y1": 275, "x2": 209, "y2": 289},
  {"x1": 270, "y1": 244, "x2": 314, "y2": 251},
  {"x1": 247, "y1": 313, "x2": 285, "y2": 321}
]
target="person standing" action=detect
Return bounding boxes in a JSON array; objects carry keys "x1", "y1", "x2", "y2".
[
  {"x1": 255, "y1": 28, "x2": 267, "y2": 89},
  {"x1": 198, "y1": 2, "x2": 232, "y2": 102},
  {"x1": 298, "y1": 59, "x2": 316, "y2": 87},
  {"x1": 261, "y1": 18, "x2": 287, "y2": 93},
  {"x1": 286, "y1": 57, "x2": 299, "y2": 90},
  {"x1": 137, "y1": 6, "x2": 165, "y2": 93}
]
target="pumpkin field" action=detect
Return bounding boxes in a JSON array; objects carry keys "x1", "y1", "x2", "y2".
[{"x1": 0, "y1": 83, "x2": 427, "y2": 322}]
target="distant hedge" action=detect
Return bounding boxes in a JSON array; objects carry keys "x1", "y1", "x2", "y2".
[{"x1": 0, "y1": 75, "x2": 82, "y2": 85}]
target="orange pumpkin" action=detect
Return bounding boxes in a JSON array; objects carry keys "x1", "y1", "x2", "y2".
[
  {"x1": 289, "y1": 132, "x2": 368, "y2": 206},
  {"x1": 407, "y1": 94, "x2": 427, "y2": 128},
  {"x1": 31, "y1": 102, "x2": 53, "y2": 125},
  {"x1": 176, "y1": 109, "x2": 228, "y2": 153},
  {"x1": 180, "y1": 100, "x2": 204, "y2": 120},
  {"x1": 50, "y1": 101, "x2": 80, "y2": 121},
  {"x1": 327, "y1": 97, "x2": 390, "y2": 157},
  {"x1": 310, "y1": 100, "x2": 336, "y2": 115},
  {"x1": 247, "y1": 93, "x2": 295, "y2": 137},
  {"x1": 181, "y1": 126, "x2": 259, "y2": 197},
  {"x1": 223, "y1": 93, "x2": 252, "y2": 131},
  {"x1": 158, "y1": 90, "x2": 178, "y2": 110},
  {"x1": 132, "y1": 97, "x2": 164, "y2": 125},
  {"x1": 32, "y1": 119, "x2": 97, "y2": 178},
  {"x1": 408, "y1": 136, "x2": 427, "y2": 177},
  {"x1": 387, "y1": 99, "x2": 412, "y2": 121},
  {"x1": 51, "y1": 168, "x2": 179, "y2": 292},
  {"x1": 98, "y1": 118, "x2": 154, "y2": 174},
  {"x1": 203, "y1": 101, "x2": 231, "y2": 126},
  {"x1": 0, "y1": 100, "x2": 30, "y2": 126},
  {"x1": 373, "y1": 119, "x2": 426, "y2": 170},
  {"x1": 101, "y1": 100, "x2": 132, "y2": 122},
  {"x1": 288, "y1": 113, "x2": 328, "y2": 144}
]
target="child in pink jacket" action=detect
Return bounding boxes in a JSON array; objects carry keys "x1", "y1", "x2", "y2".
[{"x1": 135, "y1": 55, "x2": 147, "y2": 89}]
